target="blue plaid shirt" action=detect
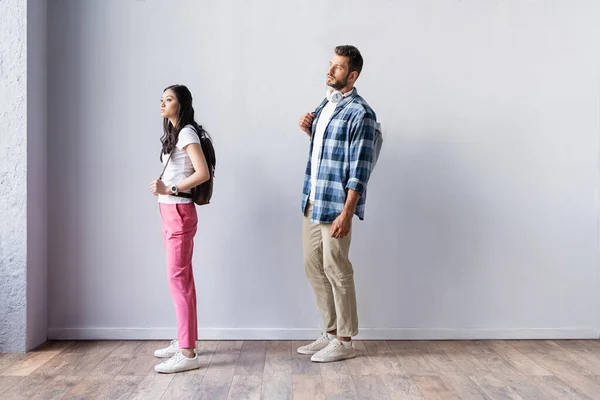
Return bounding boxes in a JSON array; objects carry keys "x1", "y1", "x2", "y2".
[{"x1": 302, "y1": 88, "x2": 377, "y2": 223}]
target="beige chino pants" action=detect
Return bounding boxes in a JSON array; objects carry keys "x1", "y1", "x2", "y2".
[{"x1": 302, "y1": 201, "x2": 359, "y2": 337}]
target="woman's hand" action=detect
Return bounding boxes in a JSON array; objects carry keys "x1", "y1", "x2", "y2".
[{"x1": 150, "y1": 179, "x2": 169, "y2": 196}]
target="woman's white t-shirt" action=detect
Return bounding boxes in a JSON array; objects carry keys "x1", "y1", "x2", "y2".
[{"x1": 158, "y1": 125, "x2": 201, "y2": 204}]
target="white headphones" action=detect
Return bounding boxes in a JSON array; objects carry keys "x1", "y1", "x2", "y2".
[{"x1": 326, "y1": 88, "x2": 344, "y2": 103}]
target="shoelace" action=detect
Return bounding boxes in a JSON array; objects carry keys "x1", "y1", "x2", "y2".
[
  {"x1": 309, "y1": 336, "x2": 328, "y2": 349},
  {"x1": 164, "y1": 351, "x2": 186, "y2": 366},
  {"x1": 319, "y1": 341, "x2": 342, "y2": 355}
]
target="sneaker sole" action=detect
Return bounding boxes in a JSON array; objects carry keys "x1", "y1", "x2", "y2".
[
  {"x1": 154, "y1": 352, "x2": 177, "y2": 358},
  {"x1": 297, "y1": 347, "x2": 326, "y2": 355},
  {"x1": 311, "y1": 353, "x2": 356, "y2": 363},
  {"x1": 154, "y1": 364, "x2": 201, "y2": 374},
  {"x1": 296, "y1": 346, "x2": 327, "y2": 356}
]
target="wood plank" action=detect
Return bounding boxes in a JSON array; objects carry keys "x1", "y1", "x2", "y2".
[
  {"x1": 418, "y1": 341, "x2": 488, "y2": 400},
  {"x1": 196, "y1": 340, "x2": 220, "y2": 356},
  {"x1": 65, "y1": 376, "x2": 113, "y2": 399},
  {"x1": 260, "y1": 374, "x2": 292, "y2": 400},
  {"x1": 352, "y1": 375, "x2": 392, "y2": 400},
  {"x1": 35, "y1": 375, "x2": 80, "y2": 399},
  {"x1": 1, "y1": 350, "x2": 62, "y2": 376},
  {"x1": 554, "y1": 340, "x2": 600, "y2": 372},
  {"x1": 412, "y1": 375, "x2": 458, "y2": 399},
  {"x1": 321, "y1": 373, "x2": 358, "y2": 399},
  {"x1": 460, "y1": 341, "x2": 525, "y2": 379},
  {"x1": 512, "y1": 340, "x2": 598, "y2": 376},
  {"x1": 0, "y1": 354, "x2": 27, "y2": 375},
  {"x1": 292, "y1": 375, "x2": 327, "y2": 400},
  {"x1": 529, "y1": 375, "x2": 593, "y2": 400},
  {"x1": 259, "y1": 342, "x2": 293, "y2": 399},
  {"x1": 61, "y1": 340, "x2": 122, "y2": 354},
  {"x1": 31, "y1": 352, "x2": 108, "y2": 376},
  {"x1": 379, "y1": 374, "x2": 424, "y2": 400},
  {"x1": 509, "y1": 340, "x2": 600, "y2": 399},
  {"x1": 437, "y1": 341, "x2": 491, "y2": 376},
  {"x1": 415, "y1": 341, "x2": 464, "y2": 377},
  {"x1": 196, "y1": 370, "x2": 234, "y2": 400},
  {"x1": 264, "y1": 341, "x2": 292, "y2": 376},
  {"x1": 117, "y1": 351, "x2": 157, "y2": 376},
  {"x1": 487, "y1": 341, "x2": 551, "y2": 376},
  {"x1": 113, "y1": 341, "x2": 146, "y2": 354},
  {"x1": 498, "y1": 374, "x2": 557, "y2": 400},
  {"x1": 227, "y1": 375, "x2": 262, "y2": 400},
  {"x1": 471, "y1": 374, "x2": 524, "y2": 400},
  {"x1": 161, "y1": 372, "x2": 205, "y2": 400},
  {"x1": 128, "y1": 369, "x2": 174, "y2": 400},
  {"x1": 439, "y1": 374, "x2": 489, "y2": 400},
  {"x1": 0, "y1": 374, "x2": 53, "y2": 399},
  {"x1": 89, "y1": 353, "x2": 130, "y2": 376},
  {"x1": 95, "y1": 375, "x2": 143, "y2": 399},
  {"x1": 388, "y1": 342, "x2": 437, "y2": 376},
  {"x1": 363, "y1": 341, "x2": 408, "y2": 375},
  {"x1": 0, "y1": 376, "x2": 24, "y2": 396},
  {"x1": 206, "y1": 341, "x2": 242, "y2": 377},
  {"x1": 29, "y1": 340, "x2": 73, "y2": 352},
  {"x1": 235, "y1": 341, "x2": 267, "y2": 376},
  {"x1": 462, "y1": 341, "x2": 554, "y2": 399}
]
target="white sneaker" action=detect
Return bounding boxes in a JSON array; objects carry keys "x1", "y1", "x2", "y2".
[
  {"x1": 154, "y1": 340, "x2": 180, "y2": 358},
  {"x1": 310, "y1": 338, "x2": 356, "y2": 363},
  {"x1": 155, "y1": 350, "x2": 201, "y2": 374},
  {"x1": 297, "y1": 333, "x2": 330, "y2": 355}
]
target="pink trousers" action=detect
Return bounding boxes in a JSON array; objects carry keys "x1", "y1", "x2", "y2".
[{"x1": 159, "y1": 202, "x2": 198, "y2": 349}]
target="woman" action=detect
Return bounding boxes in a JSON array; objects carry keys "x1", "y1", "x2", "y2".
[{"x1": 149, "y1": 84, "x2": 210, "y2": 374}]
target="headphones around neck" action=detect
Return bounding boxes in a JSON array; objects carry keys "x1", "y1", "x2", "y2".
[{"x1": 326, "y1": 88, "x2": 344, "y2": 103}]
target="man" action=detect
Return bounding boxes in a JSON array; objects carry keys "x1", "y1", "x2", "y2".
[{"x1": 297, "y1": 45, "x2": 379, "y2": 363}]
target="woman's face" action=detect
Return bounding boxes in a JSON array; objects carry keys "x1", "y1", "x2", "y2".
[{"x1": 160, "y1": 89, "x2": 179, "y2": 121}]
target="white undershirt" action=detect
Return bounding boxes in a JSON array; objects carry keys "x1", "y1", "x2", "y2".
[{"x1": 309, "y1": 89, "x2": 354, "y2": 201}]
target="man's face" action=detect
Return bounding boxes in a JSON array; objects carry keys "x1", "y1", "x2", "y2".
[{"x1": 326, "y1": 54, "x2": 351, "y2": 90}]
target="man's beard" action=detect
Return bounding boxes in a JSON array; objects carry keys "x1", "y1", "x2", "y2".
[{"x1": 327, "y1": 74, "x2": 349, "y2": 90}]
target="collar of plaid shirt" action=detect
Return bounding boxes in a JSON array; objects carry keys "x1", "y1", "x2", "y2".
[{"x1": 302, "y1": 87, "x2": 377, "y2": 224}]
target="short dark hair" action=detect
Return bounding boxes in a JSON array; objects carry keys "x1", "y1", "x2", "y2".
[{"x1": 335, "y1": 45, "x2": 363, "y2": 75}]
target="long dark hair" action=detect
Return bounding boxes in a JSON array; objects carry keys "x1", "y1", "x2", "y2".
[{"x1": 160, "y1": 84, "x2": 210, "y2": 160}]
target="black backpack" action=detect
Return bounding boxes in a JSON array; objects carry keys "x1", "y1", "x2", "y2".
[{"x1": 191, "y1": 131, "x2": 216, "y2": 205}]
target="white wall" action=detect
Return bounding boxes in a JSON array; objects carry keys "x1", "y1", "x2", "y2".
[
  {"x1": 47, "y1": 0, "x2": 600, "y2": 340},
  {"x1": 0, "y1": 0, "x2": 47, "y2": 352},
  {"x1": 0, "y1": 0, "x2": 28, "y2": 352},
  {"x1": 26, "y1": 0, "x2": 48, "y2": 350}
]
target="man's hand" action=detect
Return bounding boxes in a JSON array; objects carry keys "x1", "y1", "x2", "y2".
[
  {"x1": 330, "y1": 211, "x2": 352, "y2": 239},
  {"x1": 330, "y1": 189, "x2": 360, "y2": 238},
  {"x1": 299, "y1": 112, "x2": 315, "y2": 137}
]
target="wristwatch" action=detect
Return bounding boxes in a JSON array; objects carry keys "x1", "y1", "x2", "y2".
[{"x1": 170, "y1": 184, "x2": 178, "y2": 195}]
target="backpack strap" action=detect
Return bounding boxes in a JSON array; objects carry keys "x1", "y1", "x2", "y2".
[{"x1": 158, "y1": 152, "x2": 171, "y2": 181}]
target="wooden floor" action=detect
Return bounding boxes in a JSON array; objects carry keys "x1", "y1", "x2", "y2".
[{"x1": 1, "y1": 340, "x2": 600, "y2": 399}]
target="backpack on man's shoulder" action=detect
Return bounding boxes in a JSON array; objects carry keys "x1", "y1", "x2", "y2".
[{"x1": 373, "y1": 122, "x2": 383, "y2": 168}]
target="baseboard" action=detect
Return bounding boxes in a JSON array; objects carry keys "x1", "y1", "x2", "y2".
[{"x1": 47, "y1": 327, "x2": 600, "y2": 341}]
